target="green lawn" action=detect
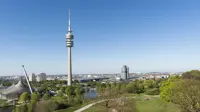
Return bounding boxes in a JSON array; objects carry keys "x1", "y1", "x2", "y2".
[
  {"x1": 83, "y1": 95, "x2": 181, "y2": 112},
  {"x1": 136, "y1": 97, "x2": 180, "y2": 112}
]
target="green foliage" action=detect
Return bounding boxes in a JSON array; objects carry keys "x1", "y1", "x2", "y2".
[
  {"x1": 3, "y1": 81, "x2": 12, "y2": 86},
  {"x1": 31, "y1": 93, "x2": 40, "y2": 102},
  {"x1": 0, "y1": 99, "x2": 8, "y2": 107},
  {"x1": 120, "y1": 83, "x2": 127, "y2": 93},
  {"x1": 12, "y1": 105, "x2": 28, "y2": 112},
  {"x1": 74, "y1": 86, "x2": 84, "y2": 96},
  {"x1": 73, "y1": 80, "x2": 79, "y2": 83},
  {"x1": 182, "y1": 70, "x2": 200, "y2": 80},
  {"x1": 126, "y1": 81, "x2": 144, "y2": 94},
  {"x1": 74, "y1": 95, "x2": 84, "y2": 105},
  {"x1": 87, "y1": 81, "x2": 96, "y2": 88},
  {"x1": 170, "y1": 79, "x2": 200, "y2": 112},
  {"x1": 35, "y1": 100, "x2": 59, "y2": 112},
  {"x1": 20, "y1": 92, "x2": 28, "y2": 102},
  {"x1": 159, "y1": 76, "x2": 179, "y2": 102},
  {"x1": 57, "y1": 90, "x2": 63, "y2": 97},
  {"x1": 116, "y1": 83, "x2": 121, "y2": 93},
  {"x1": 144, "y1": 80, "x2": 157, "y2": 89},
  {"x1": 145, "y1": 88, "x2": 160, "y2": 95},
  {"x1": 65, "y1": 86, "x2": 73, "y2": 96},
  {"x1": 43, "y1": 93, "x2": 50, "y2": 100},
  {"x1": 60, "y1": 87, "x2": 65, "y2": 93},
  {"x1": 27, "y1": 101, "x2": 36, "y2": 112}
]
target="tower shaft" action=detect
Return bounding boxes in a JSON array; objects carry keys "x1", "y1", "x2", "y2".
[
  {"x1": 67, "y1": 47, "x2": 72, "y2": 86},
  {"x1": 66, "y1": 10, "x2": 74, "y2": 86}
]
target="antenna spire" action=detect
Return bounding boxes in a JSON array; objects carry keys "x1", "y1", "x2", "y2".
[{"x1": 68, "y1": 9, "x2": 71, "y2": 32}]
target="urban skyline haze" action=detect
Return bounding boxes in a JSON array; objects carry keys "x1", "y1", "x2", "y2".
[{"x1": 0, "y1": 0, "x2": 200, "y2": 75}]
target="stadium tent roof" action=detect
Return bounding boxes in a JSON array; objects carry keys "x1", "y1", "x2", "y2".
[{"x1": 0, "y1": 80, "x2": 30, "y2": 95}]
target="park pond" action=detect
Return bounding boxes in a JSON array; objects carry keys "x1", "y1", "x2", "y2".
[{"x1": 84, "y1": 89, "x2": 98, "y2": 99}]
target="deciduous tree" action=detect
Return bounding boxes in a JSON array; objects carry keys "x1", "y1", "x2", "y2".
[{"x1": 20, "y1": 92, "x2": 28, "y2": 103}]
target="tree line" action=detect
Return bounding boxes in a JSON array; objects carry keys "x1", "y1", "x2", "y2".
[{"x1": 160, "y1": 70, "x2": 200, "y2": 112}]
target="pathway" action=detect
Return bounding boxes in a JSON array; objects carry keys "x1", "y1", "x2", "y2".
[{"x1": 74, "y1": 96, "x2": 136, "y2": 112}]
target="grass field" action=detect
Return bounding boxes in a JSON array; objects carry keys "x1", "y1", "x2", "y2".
[
  {"x1": 136, "y1": 97, "x2": 180, "y2": 112},
  {"x1": 55, "y1": 99, "x2": 96, "y2": 112},
  {"x1": 83, "y1": 94, "x2": 181, "y2": 112}
]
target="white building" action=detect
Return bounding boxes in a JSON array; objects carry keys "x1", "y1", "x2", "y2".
[
  {"x1": 29, "y1": 73, "x2": 36, "y2": 82},
  {"x1": 87, "y1": 75, "x2": 92, "y2": 78},
  {"x1": 36, "y1": 73, "x2": 46, "y2": 82}
]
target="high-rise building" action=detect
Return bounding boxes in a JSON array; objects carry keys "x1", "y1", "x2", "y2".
[
  {"x1": 29, "y1": 73, "x2": 36, "y2": 82},
  {"x1": 121, "y1": 65, "x2": 129, "y2": 80},
  {"x1": 36, "y1": 73, "x2": 46, "y2": 82},
  {"x1": 66, "y1": 10, "x2": 74, "y2": 86}
]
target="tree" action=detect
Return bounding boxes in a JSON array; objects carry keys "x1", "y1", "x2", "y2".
[
  {"x1": 12, "y1": 105, "x2": 28, "y2": 112},
  {"x1": 65, "y1": 86, "x2": 73, "y2": 103},
  {"x1": 20, "y1": 92, "x2": 28, "y2": 103},
  {"x1": 73, "y1": 80, "x2": 79, "y2": 84},
  {"x1": 182, "y1": 70, "x2": 200, "y2": 80},
  {"x1": 160, "y1": 76, "x2": 180, "y2": 102},
  {"x1": 145, "y1": 88, "x2": 160, "y2": 95},
  {"x1": 57, "y1": 90, "x2": 63, "y2": 97},
  {"x1": 115, "y1": 97, "x2": 136, "y2": 112},
  {"x1": 144, "y1": 80, "x2": 156, "y2": 89},
  {"x1": 126, "y1": 81, "x2": 144, "y2": 94},
  {"x1": 3, "y1": 81, "x2": 12, "y2": 86},
  {"x1": 74, "y1": 86, "x2": 84, "y2": 96},
  {"x1": 116, "y1": 83, "x2": 121, "y2": 93},
  {"x1": 27, "y1": 103, "x2": 33, "y2": 112},
  {"x1": 31, "y1": 93, "x2": 40, "y2": 102},
  {"x1": 35, "y1": 100, "x2": 58, "y2": 112},
  {"x1": 42, "y1": 93, "x2": 49, "y2": 100},
  {"x1": 74, "y1": 86, "x2": 84, "y2": 104},
  {"x1": 170, "y1": 79, "x2": 200, "y2": 112},
  {"x1": 65, "y1": 86, "x2": 73, "y2": 96},
  {"x1": 97, "y1": 83, "x2": 119, "y2": 112}
]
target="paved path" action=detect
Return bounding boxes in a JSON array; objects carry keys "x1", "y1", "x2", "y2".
[
  {"x1": 74, "y1": 100, "x2": 105, "y2": 112},
  {"x1": 74, "y1": 96, "x2": 136, "y2": 112}
]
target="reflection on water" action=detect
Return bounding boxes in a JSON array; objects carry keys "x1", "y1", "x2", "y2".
[{"x1": 84, "y1": 90, "x2": 97, "y2": 99}]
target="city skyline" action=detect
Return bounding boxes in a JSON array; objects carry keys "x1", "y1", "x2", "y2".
[{"x1": 1, "y1": 0, "x2": 200, "y2": 75}]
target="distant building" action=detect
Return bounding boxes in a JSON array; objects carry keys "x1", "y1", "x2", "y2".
[
  {"x1": 121, "y1": 65, "x2": 129, "y2": 80},
  {"x1": 115, "y1": 77, "x2": 121, "y2": 81},
  {"x1": 46, "y1": 77, "x2": 55, "y2": 81},
  {"x1": 29, "y1": 73, "x2": 36, "y2": 82},
  {"x1": 36, "y1": 73, "x2": 46, "y2": 82},
  {"x1": 87, "y1": 75, "x2": 92, "y2": 78}
]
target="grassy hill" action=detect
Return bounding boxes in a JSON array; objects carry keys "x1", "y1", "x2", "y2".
[{"x1": 83, "y1": 94, "x2": 180, "y2": 112}]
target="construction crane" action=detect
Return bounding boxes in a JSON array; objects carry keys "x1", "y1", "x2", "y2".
[{"x1": 22, "y1": 65, "x2": 33, "y2": 94}]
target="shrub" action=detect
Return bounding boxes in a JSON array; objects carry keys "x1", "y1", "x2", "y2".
[{"x1": 145, "y1": 88, "x2": 159, "y2": 95}]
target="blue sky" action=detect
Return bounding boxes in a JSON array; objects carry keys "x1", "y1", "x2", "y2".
[{"x1": 0, "y1": 0, "x2": 200, "y2": 75}]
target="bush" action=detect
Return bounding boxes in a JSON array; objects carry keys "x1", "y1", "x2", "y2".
[
  {"x1": 35, "y1": 100, "x2": 59, "y2": 112},
  {"x1": 42, "y1": 94, "x2": 49, "y2": 100},
  {"x1": 20, "y1": 92, "x2": 28, "y2": 102},
  {"x1": 31, "y1": 93, "x2": 40, "y2": 102},
  {"x1": 12, "y1": 105, "x2": 28, "y2": 112},
  {"x1": 145, "y1": 88, "x2": 159, "y2": 95}
]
